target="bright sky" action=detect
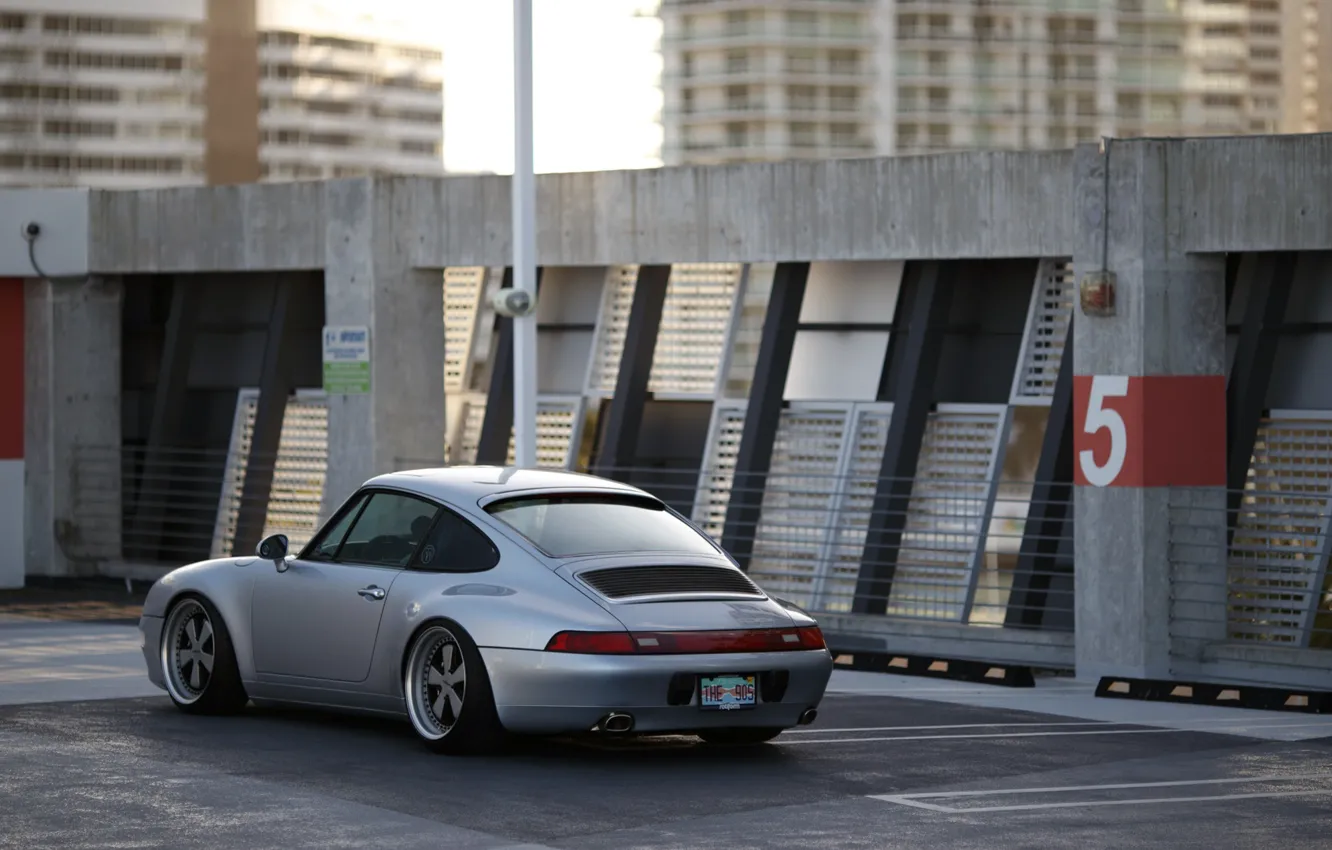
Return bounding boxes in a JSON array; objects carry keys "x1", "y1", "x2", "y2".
[{"x1": 439, "y1": 0, "x2": 664, "y2": 174}]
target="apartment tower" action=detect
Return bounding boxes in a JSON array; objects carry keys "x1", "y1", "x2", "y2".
[
  {"x1": 660, "y1": 0, "x2": 1328, "y2": 164},
  {"x1": 0, "y1": 0, "x2": 444, "y2": 187}
]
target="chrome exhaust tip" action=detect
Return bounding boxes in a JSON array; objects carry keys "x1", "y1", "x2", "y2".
[
  {"x1": 600, "y1": 712, "x2": 635, "y2": 733},
  {"x1": 798, "y1": 708, "x2": 818, "y2": 726}
]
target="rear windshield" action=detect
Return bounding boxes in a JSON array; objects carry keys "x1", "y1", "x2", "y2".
[{"x1": 484, "y1": 493, "x2": 720, "y2": 558}]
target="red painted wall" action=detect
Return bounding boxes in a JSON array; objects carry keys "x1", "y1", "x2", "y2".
[
  {"x1": 1073, "y1": 374, "x2": 1226, "y2": 488},
  {"x1": 0, "y1": 279, "x2": 21, "y2": 461}
]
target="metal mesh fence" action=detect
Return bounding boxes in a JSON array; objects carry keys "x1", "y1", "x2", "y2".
[
  {"x1": 1170, "y1": 486, "x2": 1332, "y2": 653},
  {"x1": 394, "y1": 459, "x2": 1075, "y2": 633},
  {"x1": 72, "y1": 443, "x2": 326, "y2": 567},
  {"x1": 70, "y1": 443, "x2": 1077, "y2": 638}
]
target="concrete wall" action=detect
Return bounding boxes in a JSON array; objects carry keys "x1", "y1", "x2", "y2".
[
  {"x1": 7, "y1": 134, "x2": 1332, "y2": 685},
  {"x1": 1182, "y1": 134, "x2": 1332, "y2": 252},
  {"x1": 80, "y1": 152, "x2": 1077, "y2": 272},
  {"x1": 2, "y1": 136, "x2": 1326, "y2": 280},
  {"x1": 0, "y1": 190, "x2": 90, "y2": 279},
  {"x1": 88, "y1": 182, "x2": 327, "y2": 273},
  {"x1": 0, "y1": 136, "x2": 1296, "y2": 281},
  {"x1": 24, "y1": 276, "x2": 123, "y2": 579},
  {"x1": 411, "y1": 152, "x2": 1079, "y2": 266},
  {"x1": 319, "y1": 179, "x2": 446, "y2": 520}
]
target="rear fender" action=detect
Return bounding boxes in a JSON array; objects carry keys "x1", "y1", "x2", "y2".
[{"x1": 368, "y1": 562, "x2": 627, "y2": 699}]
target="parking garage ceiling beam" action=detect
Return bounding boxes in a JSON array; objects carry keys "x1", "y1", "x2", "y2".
[
  {"x1": 233, "y1": 276, "x2": 300, "y2": 556},
  {"x1": 593, "y1": 265, "x2": 671, "y2": 481},
  {"x1": 852, "y1": 261, "x2": 956, "y2": 615},
  {"x1": 1225, "y1": 251, "x2": 1299, "y2": 544},
  {"x1": 721, "y1": 262, "x2": 810, "y2": 571},
  {"x1": 1004, "y1": 321, "x2": 1075, "y2": 630},
  {"x1": 128, "y1": 277, "x2": 199, "y2": 561}
]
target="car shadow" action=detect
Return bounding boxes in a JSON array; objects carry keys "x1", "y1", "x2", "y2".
[{"x1": 236, "y1": 700, "x2": 797, "y2": 764}]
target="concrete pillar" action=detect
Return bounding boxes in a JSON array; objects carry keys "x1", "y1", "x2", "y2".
[
  {"x1": 24, "y1": 276, "x2": 123, "y2": 579},
  {"x1": 320, "y1": 179, "x2": 445, "y2": 521},
  {"x1": 1072, "y1": 140, "x2": 1229, "y2": 681}
]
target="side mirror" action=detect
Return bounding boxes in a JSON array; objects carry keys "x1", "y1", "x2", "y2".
[{"x1": 257, "y1": 534, "x2": 289, "y2": 572}]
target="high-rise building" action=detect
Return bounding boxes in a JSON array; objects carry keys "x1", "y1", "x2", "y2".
[
  {"x1": 660, "y1": 1, "x2": 884, "y2": 164},
  {"x1": 0, "y1": 0, "x2": 443, "y2": 188},
  {"x1": 659, "y1": 0, "x2": 1328, "y2": 165},
  {"x1": 1280, "y1": 0, "x2": 1331, "y2": 132}
]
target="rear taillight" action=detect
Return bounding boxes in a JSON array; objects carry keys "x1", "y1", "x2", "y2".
[
  {"x1": 636, "y1": 629, "x2": 796, "y2": 653},
  {"x1": 795, "y1": 626, "x2": 826, "y2": 650},
  {"x1": 544, "y1": 631, "x2": 637, "y2": 654},
  {"x1": 544, "y1": 627, "x2": 827, "y2": 655}
]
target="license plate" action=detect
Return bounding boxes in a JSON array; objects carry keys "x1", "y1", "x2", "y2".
[{"x1": 698, "y1": 674, "x2": 757, "y2": 710}]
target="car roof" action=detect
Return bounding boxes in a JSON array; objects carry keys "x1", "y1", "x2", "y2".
[{"x1": 363, "y1": 465, "x2": 651, "y2": 505}]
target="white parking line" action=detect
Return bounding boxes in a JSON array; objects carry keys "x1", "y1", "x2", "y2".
[
  {"x1": 784, "y1": 721, "x2": 1120, "y2": 734},
  {"x1": 870, "y1": 774, "x2": 1332, "y2": 814},
  {"x1": 824, "y1": 670, "x2": 1332, "y2": 742},
  {"x1": 788, "y1": 715, "x2": 1332, "y2": 735},
  {"x1": 779, "y1": 722, "x2": 1332, "y2": 745}
]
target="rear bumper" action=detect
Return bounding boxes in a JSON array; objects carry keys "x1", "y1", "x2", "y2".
[
  {"x1": 480, "y1": 646, "x2": 833, "y2": 734},
  {"x1": 139, "y1": 614, "x2": 167, "y2": 691}
]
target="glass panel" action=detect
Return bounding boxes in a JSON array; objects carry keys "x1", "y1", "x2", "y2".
[
  {"x1": 305, "y1": 493, "x2": 367, "y2": 562},
  {"x1": 414, "y1": 510, "x2": 499, "y2": 573},
  {"x1": 339, "y1": 493, "x2": 439, "y2": 567},
  {"x1": 487, "y1": 494, "x2": 719, "y2": 558}
]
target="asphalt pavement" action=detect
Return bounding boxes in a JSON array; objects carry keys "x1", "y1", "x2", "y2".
[{"x1": 1, "y1": 617, "x2": 1330, "y2": 849}]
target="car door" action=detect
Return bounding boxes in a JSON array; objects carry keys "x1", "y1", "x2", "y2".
[{"x1": 250, "y1": 489, "x2": 440, "y2": 683}]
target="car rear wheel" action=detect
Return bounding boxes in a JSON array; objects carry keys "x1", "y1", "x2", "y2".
[
  {"x1": 404, "y1": 620, "x2": 504, "y2": 755},
  {"x1": 161, "y1": 595, "x2": 248, "y2": 715},
  {"x1": 697, "y1": 727, "x2": 785, "y2": 746}
]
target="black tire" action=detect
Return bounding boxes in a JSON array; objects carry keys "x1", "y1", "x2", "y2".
[
  {"x1": 697, "y1": 727, "x2": 785, "y2": 746},
  {"x1": 160, "y1": 594, "x2": 249, "y2": 715},
  {"x1": 403, "y1": 619, "x2": 505, "y2": 755}
]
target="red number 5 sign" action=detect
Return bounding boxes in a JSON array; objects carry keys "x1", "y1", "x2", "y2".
[{"x1": 1073, "y1": 375, "x2": 1226, "y2": 488}]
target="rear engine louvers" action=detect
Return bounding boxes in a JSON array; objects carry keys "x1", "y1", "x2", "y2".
[{"x1": 578, "y1": 565, "x2": 763, "y2": 600}]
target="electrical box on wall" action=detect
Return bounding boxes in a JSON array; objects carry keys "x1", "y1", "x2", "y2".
[
  {"x1": 1080, "y1": 270, "x2": 1117, "y2": 317},
  {"x1": 0, "y1": 189, "x2": 91, "y2": 278}
]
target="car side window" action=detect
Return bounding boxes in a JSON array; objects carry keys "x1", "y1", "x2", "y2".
[
  {"x1": 304, "y1": 492, "x2": 369, "y2": 562},
  {"x1": 336, "y1": 492, "x2": 440, "y2": 568},
  {"x1": 411, "y1": 508, "x2": 500, "y2": 573}
]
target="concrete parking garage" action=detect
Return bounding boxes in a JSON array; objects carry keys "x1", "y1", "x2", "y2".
[
  {"x1": 1, "y1": 610, "x2": 1330, "y2": 850},
  {"x1": 2, "y1": 133, "x2": 1332, "y2": 847}
]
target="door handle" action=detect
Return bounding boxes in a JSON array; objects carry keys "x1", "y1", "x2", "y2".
[{"x1": 357, "y1": 585, "x2": 386, "y2": 601}]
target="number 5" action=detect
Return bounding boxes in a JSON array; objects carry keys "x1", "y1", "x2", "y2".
[{"x1": 1080, "y1": 375, "x2": 1128, "y2": 487}]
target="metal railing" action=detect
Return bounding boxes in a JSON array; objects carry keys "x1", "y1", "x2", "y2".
[
  {"x1": 71, "y1": 445, "x2": 1074, "y2": 667},
  {"x1": 71, "y1": 444, "x2": 326, "y2": 569},
  {"x1": 399, "y1": 461, "x2": 1073, "y2": 623},
  {"x1": 585, "y1": 464, "x2": 1077, "y2": 667},
  {"x1": 1169, "y1": 486, "x2": 1332, "y2": 688},
  {"x1": 61, "y1": 441, "x2": 1332, "y2": 684}
]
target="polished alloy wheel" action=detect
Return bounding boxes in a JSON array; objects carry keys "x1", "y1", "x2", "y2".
[
  {"x1": 406, "y1": 626, "x2": 467, "y2": 741},
  {"x1": 162, "y1": 599, "x2": 215, "y2": 705}
]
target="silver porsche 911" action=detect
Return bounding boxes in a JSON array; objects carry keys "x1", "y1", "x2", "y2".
[{"x1": 138, "y1": 467, "x2": 833, "y2": 753}]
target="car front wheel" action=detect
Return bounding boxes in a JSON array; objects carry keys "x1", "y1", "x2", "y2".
[{"x1": 160, "y1": 595, "x2": 248, "y2": 715}]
